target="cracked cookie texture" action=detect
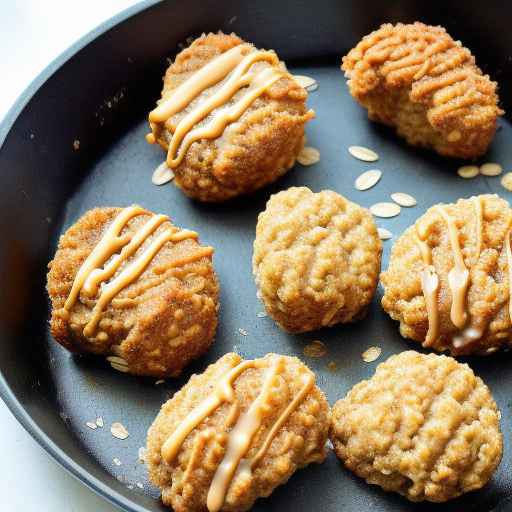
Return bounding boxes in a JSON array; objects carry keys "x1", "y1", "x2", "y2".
[
  {"x1": 253, "y1": 187, "x2": 381, "y2": 332},
  {"x1": 342, "y1": 22, "x2": 502, "y2": 158},
  {"x1": 330, "y1": 351, "x2": 503, "y2": 502},
  {"x1": 381, "y1": 194, "x2": 512, "y2": 355},
  {"x1": 146, "y1": 352, "x2": 330, "y2": 512},
  {"x1": 47, "y1": 206, "x2": 219, "y2": 377}
]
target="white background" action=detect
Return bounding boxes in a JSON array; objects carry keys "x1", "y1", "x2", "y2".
[{"x1": 0, "y1": 2, "x2": 142, "y2": 510}]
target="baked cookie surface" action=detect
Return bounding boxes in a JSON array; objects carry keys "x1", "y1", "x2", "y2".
[
  {"x1": 330, "y1": 351, "x2": 503, "y2": 502},
  {"x1": 381, "y1": 194, "x2": 512, "y2": 355},
  {"x1": 47, "y1": 206, "x2": 219, "y2": 377},
  {"x1": 253, "y1": 187, "x2": 381, "y2": 332},
  {"x1": 147, "y1": 32, "x2": 314, "y2": 202},
  {"x1": 342, "y1": 22, "x2": 502, "y2": 158},
  {"x1": 146, "y1": 352, "x2": 330, "y2": 512}
]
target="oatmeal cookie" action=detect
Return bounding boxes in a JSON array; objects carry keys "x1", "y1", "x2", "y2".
[
  {"x1": 147, "y1": 32, "x2": 314, "y2": 201},
  {"x1": 342, "y1": 22, "x2": 502, "y2": 158},
  {"x1": 253, "y1": 187, "x2": 381, "y2": 332},
  {"x1": 330, "y1": 351, "x2": 503, "y2": 502},
  {"x1": 47, "y1": 206, "x2": 219, "y2": 377},
  {"x1": 146, "y1": 352, "x2": 330, "y2": 511},
  {"x1": 381, "y1": 194, "x2": 512, "y2": 355}
]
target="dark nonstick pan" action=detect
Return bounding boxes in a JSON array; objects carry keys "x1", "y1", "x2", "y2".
[{"x1": 0, "y1": 1, "x2": 511, "y2": 511}]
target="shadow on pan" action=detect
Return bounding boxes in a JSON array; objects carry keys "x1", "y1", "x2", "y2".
[{"x1": 0, "y1": 1, "x2": 511, "y2": 511}]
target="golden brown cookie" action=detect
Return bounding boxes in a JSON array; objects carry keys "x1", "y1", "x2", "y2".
[
  {"x1": 253, "y1": 187, "x2": 381, "y2": 332},
  {"x1": 147, "y1": 32, "x2": 314, "y2": 202},
  {"x1": 46, "y1": 206, "x2": 218, "y2": 377},
  {"x1": 342, "y1": 22, "x2": 503, "y2": 158},
  {"x1": 381, "y1": 194, "x2": 512, "y2": 355},
  {"x1": 146, "y1": 352, "x2": 330, "y2": 512},
  {"x1": 330, "y1": 351, "x2": 503, "y2": 502}
]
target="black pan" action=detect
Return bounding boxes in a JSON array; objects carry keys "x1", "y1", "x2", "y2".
[{"x1": 0, "y1": 1, "x2": 511, "y2": 511}]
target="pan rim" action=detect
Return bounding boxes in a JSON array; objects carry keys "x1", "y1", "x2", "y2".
[{"x1": 0, "y1": 1, "x2": 162, "y2": 511}]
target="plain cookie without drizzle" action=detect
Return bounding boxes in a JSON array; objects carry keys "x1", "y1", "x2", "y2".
[
  {"x1": 253, "y1": 187, "x2": 382, "y2": 332},
  {"x1": 330, "y1": 351, "x2": 503, "y2": 502},
  {"x1": 146, "y1": 352, "x2": 330, "y2": 512}
]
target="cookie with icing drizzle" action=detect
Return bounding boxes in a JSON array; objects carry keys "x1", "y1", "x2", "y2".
[
  {"x1": 342, "y1": 22, "x2": 503, "y2": 159},
  {"x1": 146, "y1": 32, "x2": 314, "y2": 202},
  {"x1": 330, "y1": 351, "x2": 503, "y2": 502},
  {"x1": 382, "y1": 194, "x2": 512, "y2": 355},
  {"x1": 47, "y1": 206, "x2": 219, "y2": 377},
  {"x1": 146, "y1": 352, "x2": 330, "y2": 512},
  {"x1": 253, "y1": 187, "x2": 382, "y2": 332}
]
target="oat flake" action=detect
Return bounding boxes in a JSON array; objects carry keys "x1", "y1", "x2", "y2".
[
  {"x1": 303, "y1": 340, "x2": 327, "y2": 358},
  {"x1": 111, "y1": 422, "x2": 129, "y2": 440},
  {"x1": 293, "y1": 75, "x2": 316, "y2": 89},
  {"x1": 348, "y1": 145, "x2": 379, "y2": 162},
  {"x1": 501, "y1": 173, "x2": 512, "y2": 191},
  {"x1": 370, "y1": 202, "x2": 401, "y2": 218},
  {"x1": 96, "y1": 417, "x2": 104, "y2": 428},
  {"x1": 362, "y1": 346, "x2": 382, "y2": 363},
  {"x1": 138, "y1": 446, "x2": 147, "y2": 463},
  {"x1": 152, "y1": 162, "x2": 175, "y2": 186},
  {"x1": 297, "y1": 146, "x2": 320, "y2": 166},
  {"x1": 457, "y1": 165, "x2": 479, "y2": 179},
  {"x1": 355, "y1": 169, "x2": 382, "y2": 191},
  {"x1": 238, "y1": 328, "x2": 248, "y2": 336},
  {"x1": 86, "y1": 421, "x2": 98, "y2": 430},
  {"x1": 257, "y1": 311, "x2": 267, "y2": 318},
  {"x1": 480, "y1": 162, "x2": 503, "y2": 176},
  {"x1": 391, "y1": 192, "x2": 417, "y2": 207},
  {"x1": 377, "y1": 228, "x2": 392, "y2": 240},
  {"x1": 113, "y1": 458, "x2": 122, "y2": 466}
]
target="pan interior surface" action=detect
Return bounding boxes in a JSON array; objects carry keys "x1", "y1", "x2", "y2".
[{"x1": 0, "y1": 1, "x2": 511, "y2": 511}]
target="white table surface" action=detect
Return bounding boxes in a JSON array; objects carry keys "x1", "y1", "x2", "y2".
[{"x1": 0, "y1": 2, "x2": 143, "y2": 510}]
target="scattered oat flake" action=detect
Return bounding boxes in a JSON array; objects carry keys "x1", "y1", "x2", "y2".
[
  {"x1": 377, "y1": 227, "x2": 392, "y2": 240},
  {"x1": 86, "y1": 421, "x2": 98, "y2": 430},
  {"x1": 355, "y1": 169, "x2": 382, "y2": 191},
  {"x1": 113, "y1": 458, "x2": 122, "y2": 466},
  {"x1": 152, "y1": 162, "x2": 175, "y2": 186},
  {"x1": 370, "y1": 202, "x2": 401, "y2": 218},
  {"x1": 293, "y1": 75, "x2": 316, "y2": 89},
  {"x1": 136, "y1": 482, "x2": 144, "y2": 490},
  {"x1": 348, "y1": 145, "x2": 379, "y2": 162},
  {"x1": 73, "y1": 139, "x2": 80, "y2": 150},
  {"x1": 238, "y1": 328, "x2": 248, "y2": 336},
  {"x1": 391, "y1": 192, "x2": 417, "y2": 207},
  {"x1": 127, "y1": 485, "x2": 134, "y2": 490},
  {"x1": 138, "y1": 447, "x2": 147, "y2": 463},
  {"x1": 111, "y1": 422, "x2": 129, "y2": 440},
  {"x1": 501, "y1": 172, "x2": 512, "y2": 191},
  {"x1": 297, "y1": 146, "x2": 320, "y2": 166},
  {"x1": 362, "y1": 346, "x2": 382, "y2": 363},
  {"x1": 96, "y1": 417, "x2": 104, "y2": 428},
  {"x1": 303, "y1": 340, "x2": 327, "y2": 358},
  {"x1": 480, "y1": 162, "x2": 503, "y2": 176},
  {"x1": 155, "y1": 379, "x2": 165, "y2": 385},
  {"x1": 111, "y1": 363, "x2": 130, "y2": 373},
  {"x1": 326, "y1": 361, "x2": 338, "y2": 372},
  {"x1": 107, "y1": 355, "x2": 128, "y2": 366},
  {"x1": 257, "y1": 311, "x2": 267, "y2": 318},
  {"x1": 457, "y1": 165, "x2": 479, "y2": 179},
  {"x1": 306, "y1": 82, "x2": 318, "y2": 92}
]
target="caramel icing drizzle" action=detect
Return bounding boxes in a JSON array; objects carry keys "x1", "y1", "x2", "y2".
[
  {"x1": 148, "y1": 45, "x2": 286, "y2": 169},
  {"x1": 506, "y1": 229, "x2": 512, "y2": 324},
  {"x1": 63, "y1": 206, "x2": 210, "y2": 338},
  {"x1": 161, "y1": 356, "x2": 315, "y2": 512},
  {"x1": 415, "y1": 225, "x2": 440, "y2": 347},
  {"x1": 434, "y1": 206, "x2": 470, "y2": 329},
  {"x1": 415, "y1": 198, "x2": 487, "y2": 348}
]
